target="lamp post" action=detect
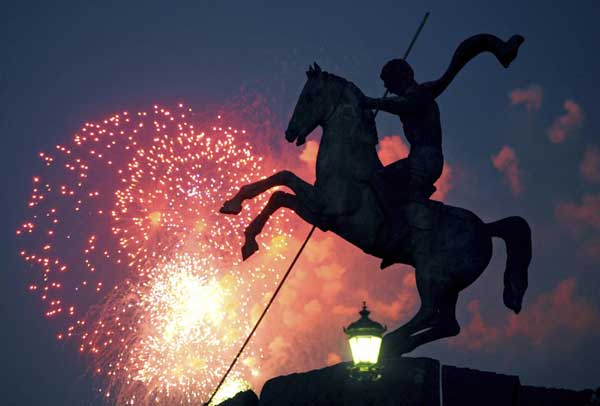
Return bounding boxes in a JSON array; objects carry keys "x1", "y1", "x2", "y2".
[{"x1": 343, "y1": 302, "x2": 387, "y2": 374}]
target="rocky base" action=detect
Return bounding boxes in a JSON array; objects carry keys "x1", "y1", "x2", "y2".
[{"x1": 219, "y1": 357, "x2": 597, "y2": 406}]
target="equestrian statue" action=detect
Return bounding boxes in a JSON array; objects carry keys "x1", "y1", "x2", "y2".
[{"x1": 220, "y1": 33, "x2": 532, "y2": 357}]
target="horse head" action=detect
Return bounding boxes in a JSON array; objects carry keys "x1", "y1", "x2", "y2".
[{"x1": 285, "y1": 62, "x2": 346, "y2": 146}]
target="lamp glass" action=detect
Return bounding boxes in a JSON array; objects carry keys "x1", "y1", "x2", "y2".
[{"x1": 348, "y1": 335, "x2": 382, "y2": 365}]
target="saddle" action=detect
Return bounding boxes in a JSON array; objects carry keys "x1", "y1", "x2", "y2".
[{"x1": 370, "y1": 164, "x2": 443, "y2": 269}]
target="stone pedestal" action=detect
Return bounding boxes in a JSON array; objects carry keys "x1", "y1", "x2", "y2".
[
  {"x1": 215, "y1": 359, "x2": 596, "y2": 406},
  {"x1": 442, "y1": 365, "x2": 520, "y2": 406},
  {"x1": 259, "y1": 357, "x2": 439, "y2": 406}
]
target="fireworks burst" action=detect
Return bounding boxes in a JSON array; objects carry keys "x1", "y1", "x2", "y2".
[{"x1": 17, "y1": 103, "x2": 294, "y2": 404}]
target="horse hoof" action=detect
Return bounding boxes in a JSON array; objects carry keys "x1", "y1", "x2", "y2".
[
  {"x1": 241, "y1": 239, "x2": 259, "y2": 261},
  {"x1": 220, "y1": 199, "x2": 242, "y2": 215}
]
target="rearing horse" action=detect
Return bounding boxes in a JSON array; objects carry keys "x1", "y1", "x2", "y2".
[{"x1": 220, "y1": 64, "x2": 532, "y2": 356}]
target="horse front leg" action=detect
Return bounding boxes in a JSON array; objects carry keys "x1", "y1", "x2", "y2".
[
  {"x1": 220, "y1": 170, "x2": 319, "y2": 215},
  {"x1": 241, "y1": 191, "x2": 321, "y2": 260}
]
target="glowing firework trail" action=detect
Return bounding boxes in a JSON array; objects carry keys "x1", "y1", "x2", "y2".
[{"x1": 17, "y1": 103, "x2": 294, "y2": 404}]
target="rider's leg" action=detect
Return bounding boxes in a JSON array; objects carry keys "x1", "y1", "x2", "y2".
[
  {"x1": 407, "y1": 147, "x2": 443, "y2": 201},
  {"x1": 373, "y1": 158, "x2": 410, "y2": 207},
  {"x1": 375, "y1": 159, "x2": 411, "y2": 269},
  {"x1": 221, "y1": 170, "x2": 322, "y2": 215}
]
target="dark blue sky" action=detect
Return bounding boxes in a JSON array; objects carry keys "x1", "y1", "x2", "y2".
[{"x1": 2, "y1": 1, "x2": 600, "y2": 404}]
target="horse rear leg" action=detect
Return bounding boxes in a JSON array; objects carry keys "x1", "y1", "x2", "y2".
[
  {"x1": 381, "y1": 271, "x2": 439, "y2": 357},
  {"x1": 382, "y1": 289, "x2": 460, "y2": 357},
  {"x1": 242, "y1": 191, "x2": 320, "y2": 260},
  {"x1": 405, "y1": 292, "x2": 460, "y2": 355},
  {"x1": 221, "y1": 170, "x2": 320, "y2": 215},
  {"x1": 380, "y1": 305, "x2": 437, "y2": 358}
]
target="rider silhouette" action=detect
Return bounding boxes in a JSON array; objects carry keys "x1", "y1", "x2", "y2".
[
  {"x1": 364, "y1": 34, "x2": 525, "y2": 203},
  {"x1": 366, "y1": 58, "x2": 442, "y2": 202},
  {"x1": 364, "y1": 34, "x2": 524, "y2": 269}
]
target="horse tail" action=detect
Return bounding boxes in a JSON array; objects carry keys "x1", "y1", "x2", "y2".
[{"x1": 485, "y1": 216, "x2": 532, "y2": 314}]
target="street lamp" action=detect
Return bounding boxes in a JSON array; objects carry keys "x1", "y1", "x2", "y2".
[{"x1": 343, "y1": 302, "x2": 387, "y2": 371}]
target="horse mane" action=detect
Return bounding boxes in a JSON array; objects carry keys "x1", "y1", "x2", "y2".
[
  {"x1": 307, "y1": 62, "x2": 377, "y2": 145},
  {"x1": 306, "y1": 62, "x2": 365, "y2": 100}
]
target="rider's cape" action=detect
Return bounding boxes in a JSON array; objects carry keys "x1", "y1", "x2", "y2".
[{"x1": 423, "y1": 33, "x2": 524, "y2": 99}]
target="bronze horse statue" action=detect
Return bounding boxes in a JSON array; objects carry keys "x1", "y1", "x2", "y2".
[{"x1": 220, "y1": 63, "x2": 531, "y2": 356}]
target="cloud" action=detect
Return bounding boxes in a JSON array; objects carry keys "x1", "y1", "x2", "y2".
[
  {"x1": 578, "y1": 238, "x2": 600, "y2": 262},
  {"x1": 555, "y1": 194, "x2": 600, "y2": 262},
  {"x1": 299, "y1": 140, "x2": 319, "y2": 167},
  {"x1": 304, "y1": 299, "x2": 322, "y2": 315},
  {"x1": 547, "y1": 100, "x2": 583, "y2": 143},
  {"x1": 377, "y1": 135, "x2": 409, "y2": 165},
  {"x1": 371, "y1": 291, "x2": 417, "y2": 321},
  {"x1": 555, "y1": 194, "x2": 600, "y2": 235},
  {"x1": 509, "y1": 84, "x2": 543, "y2": 112},
  {"x1": 432, "y1": 163, "x2": 453, "y2": 201},
  {"x1": 304, "y1": 235, "x2": 336, "y2": 264},
  {"x1": 268, "y1": 335, "x2": 292, "y2": 363},
  {"x1": 580, "y1": 146, "x2": 600, "y2": 183},
  {"x1": 326, "y1": 352, "x2": 342, "y2": 365},
  {"x1": 506, "y1": 278, "x2": 600, "y2": 345},
  {"x1": 321, "y1": 281, "x2": 344, "y2": 300},
  {"x1": 377, "y1": 135, "x2": 453, "y2": 200},
  {"x1": 353, "y1": 273, "x2": 418, "y2": 322},
  {"x1": 279, "y1": 287, "x2": 298, "y2": 306},
  {"x1": 491, "y1": 145, "x2": 523, "y2": 196},
  {"x1": 451, "y1": 279, "x2": 600, "y2": 350},
  {"x1": 451, "y1": 300, "x2": 500, "y2": 350},
  {"x1": 282, "y1": 309, "x2": 304, "y2": 327},
  {"x1": 332, "y1": 304, "x2": 357, "y2": 317},
  {"x1": 314, "y1": 263, "x2": 346, "y2": 281}
]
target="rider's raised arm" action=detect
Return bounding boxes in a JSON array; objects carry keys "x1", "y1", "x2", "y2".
[{"x1": 363, "y1": 94, "x2": 422, "y2": 115}]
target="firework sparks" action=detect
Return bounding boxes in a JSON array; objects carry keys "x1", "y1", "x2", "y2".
[
  {"x1": 209, "y1": 377, "x2": 252, "y2": 405},
  {"x1": 18, "y1": 103, "x2": 293, "y2": 404}
]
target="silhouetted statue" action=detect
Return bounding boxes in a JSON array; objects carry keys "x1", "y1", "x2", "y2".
[{"x1": 220, "y1": 34, "x2": 532, "y2": 356}]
